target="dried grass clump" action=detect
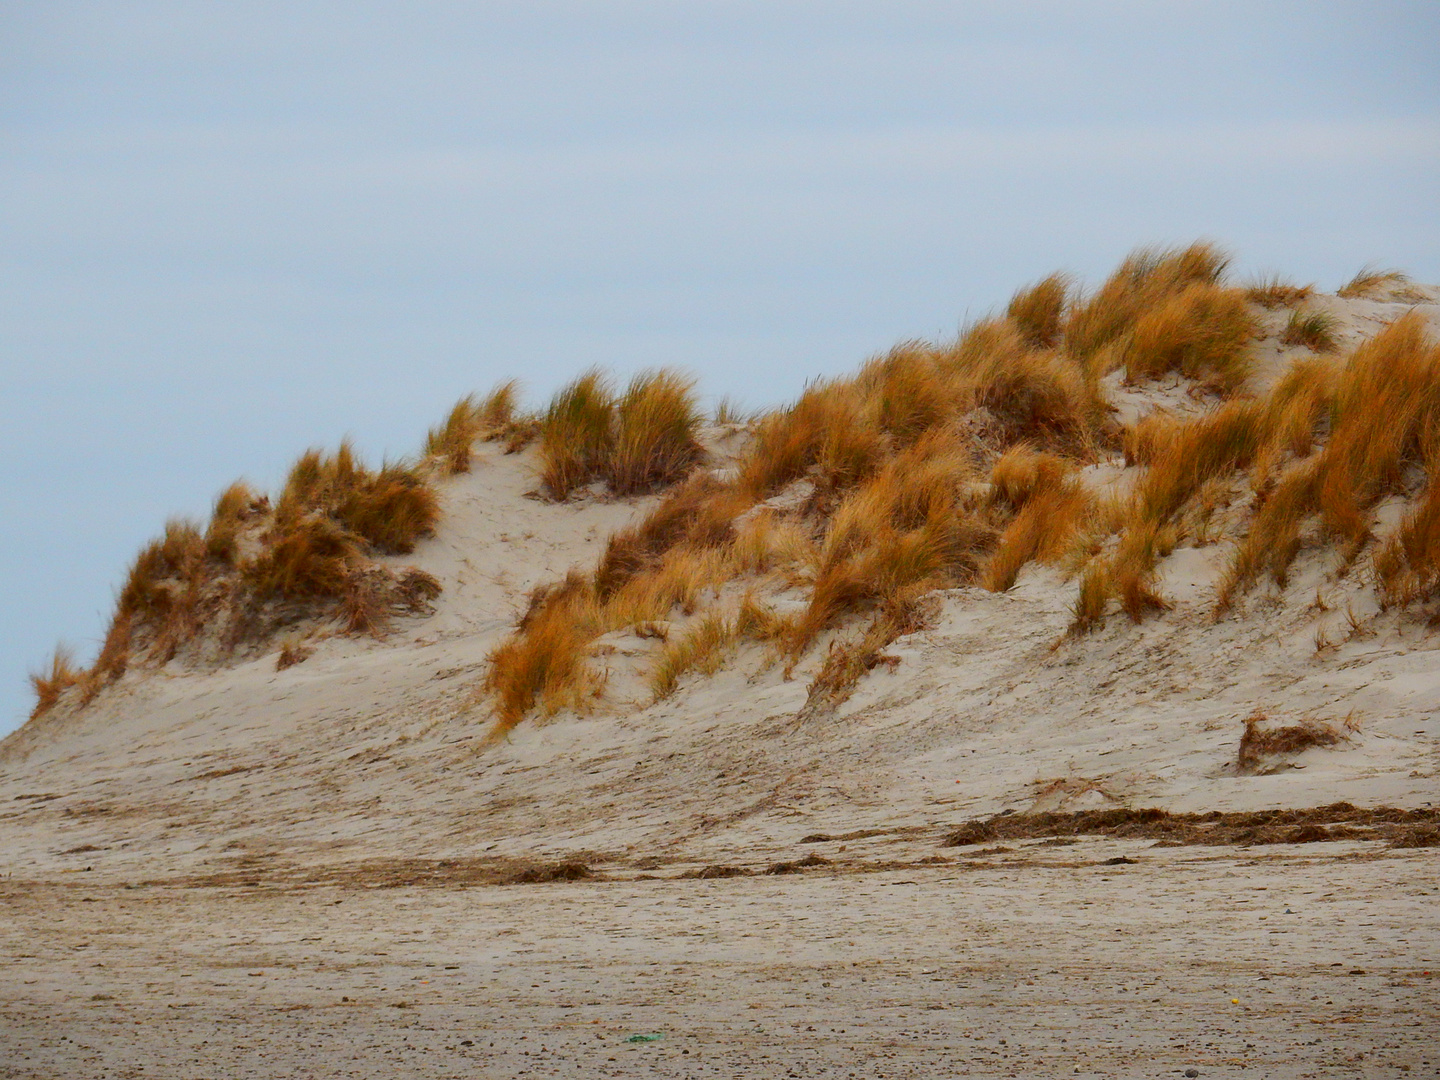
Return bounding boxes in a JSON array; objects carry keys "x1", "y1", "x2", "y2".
[
  {"x1": 539, "y1": 368, "x2": 616, "y2": 499},
  {"x1": 28, "y1": 647, "x2": 85, "y2": 720},
  {"x1": 205, "y1": 481, "x2": 262, "y2": 563},
  {"x1": 1007, "y1": 273, "x2": 1071, "y2": 349},
  {"x1": 609, "y1": 370, "x2": 705, "y2": 495},
  {"x1": 982, "y1": 450, "x2": 1094, "y2": 592},
  {"x1": 275, "y1": 639, "x2": 314, "y2": 671},
  {"x1": 1237, "y1": 712, "x2": 1343, "y2": 773},
  {"x1": 1279, "y1": 308, "x2": 1339, "y2": 353},
  {"x1": 33, "y1": 434, "x2": 447, "y2": 719},
  {"x1": 1337, "y1": 266, "x2": 1421, "y2": 302},
  {"x1": 593, "y1": 473, "x2": 740, "y2": 598},
  {"x1": 1244, "y1": 275, "x2": 1315, "y2": 309},
  {"x1": 484, "y1": 579, "x2": 603, "y2": 731},
  {"x1": 117, "y1": 519, "x2": 211, "y2": 663},
  {"x1": 477, "y1": 379, "x2": 521, "y2": 434},
  {"x1": 245, "y1": 514, "x2": 364, "y2": 601},
  {"x1": 279, "y1": 444, "x2": 438, "y2": 555},
  {"x1": 1374, "y1": 475, "x2": 1440, "y2": 616},
  {"x1": 1064, "y1": 241, "x2": 1231, "y2": 368},
  {"x1": 1121, "y1": 410, "x2": 1180, "y2": 467},
  {"x1": 947, "y1": 321, "x2": 1108, "y2": 456},
  {"x1": 801, "y1": 593, "x2": 931, "y2": 715},
  {"x1": 1222, "y1": 313, "x2": 1440, "y2": 606},
  {"x1": 425, "y1": 395, "x2": 482, "y2": 474},
  {"x1": 738, "y1": 379, "x2": 883, "y2": 498},
  {"x1": 538, "y1": 367, "x2": 705, "y2": 499},
  {"x1": 649, "y1": 598, "x2": 785, "y2": 701},
  {"x1": 790, "y1": 435, "x2": 993, "y2": 652},
  {"x1": 1124, "y1": 283, "x2": 1257, "y2": 393}
]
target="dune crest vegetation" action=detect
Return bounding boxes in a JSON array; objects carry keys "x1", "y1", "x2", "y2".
[
  {"x1": 31, "y1": 441, "x2": 444, "y2": 720},
  {"x1": 31, "y1": 244, "x2": 1439, "y2": 736},
  {"x1": 479, "y1": 241, "x2": 1354, "y2": 733}
]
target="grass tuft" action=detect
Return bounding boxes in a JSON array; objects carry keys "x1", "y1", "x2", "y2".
[
  {"x1": 1124, "y1": 283, "x2": 1257, "y2": 393},
  {"x1": 425, "y1": 395, "x2": 481, "y2": 474},
  {"x1": 608, "y1": 369, "x2": 705, "y2": 495},
  {"x1": 1337, "y1": 266, "x2": 1417, "y2": 301},
  {"x1": 28, "y1": 646, "x2": 84, "y2": 720},
  {"x1": 1244, "y1": 275, "x2": 1315, "y2": 309},
  {"x1": 1007, "y1": 273, "x2": 1071, "y2": 349},
  {"x1": 205, "y1": 482, "x2": 261, "y2": 564},
  {"x1": 1279, "y1": 308, "x2": 1340, "y2": 353},
  {"x1": 1064, "y1": 241, "x2": 1231, "y2": 368},
  {"x1": 539, "y1": 369, "x2": 615, "y2": 500}
]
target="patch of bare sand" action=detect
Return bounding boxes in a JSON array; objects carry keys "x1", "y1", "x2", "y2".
[{"x1": 1, "y1": 841, "x2": 1437, "y2": 1079}]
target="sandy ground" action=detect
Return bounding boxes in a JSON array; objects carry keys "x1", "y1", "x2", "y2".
[{"x1": 4, "y1": 839, "x2": 1439, "y2": 1079}]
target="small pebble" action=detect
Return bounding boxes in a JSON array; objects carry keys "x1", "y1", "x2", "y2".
[{"x1": 1185, "y1": 1070, "x2": 1201, "y2": 1078}]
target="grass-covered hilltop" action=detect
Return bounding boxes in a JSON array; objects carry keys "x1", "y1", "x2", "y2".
[{"x1": 28, "y1": 243, "x2": 1440, "y2": 747}]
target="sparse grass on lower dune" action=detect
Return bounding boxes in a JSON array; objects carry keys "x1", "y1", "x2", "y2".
[
  {"x1": 1062, "y1": 310, "x2": 1440, "y2": 632},
  {"x1": 1374, "y1": 474, "x2": 1440, "y2": 617},
  {"x1": 28, "y1": 647, "x2": 84, "y2": 720},
  {"x1": 648, "y1": 595, "x2": 787, "y2": 701},
  {"x1": 32, "y1": 425, "x2": 452, "y2": 719}
]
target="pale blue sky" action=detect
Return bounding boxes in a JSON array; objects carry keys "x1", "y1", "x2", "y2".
[{"x1": 2, "y1": 1, "x2": 1438, "y2": 733}]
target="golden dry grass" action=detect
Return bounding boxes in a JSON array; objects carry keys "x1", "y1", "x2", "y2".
[
  {"x1": 1123, "y1": 283, "x2": 1257, "y2": 393},
  {"x1": 478, "y1": 242, "x2": 1285, "y2": 724},
  {"x1": 38, "y1": 435, "x2": 447, "y2": 717},
  {"x1": 484, "y1": 585, "x2": 604, "y2": 730},
  {"x1": 1375, "y1": 475, "x2": 1440, "y2": 615},
  {"x1": 1220, "y1": 312, "x2": 1438, "y2": 607},
  {"x1": 279, "y1": 444, "x2": 439, "y2": 555},
  {"x1": 477, "y1": 379, "x2": 522, "y2": 434},
  {"x1": 1244, "y1": 276, "x2": 1316, "y2": 309},
  {"x1": 1337, "y1": 266, "x2": 1416, "y2": 301},
  {"x1": 1063, "y1": 241, "x2": 1231, "y2": 368},
  {"x1": 1279, "y1": 308, "x2": 1340, "y2": 353},
  {"x1": 425, "y1": 394, "x2": 481, "y2": 474},
  {"x1": 1007, "y1": 273, "x2": 1071, "y2": 349},
  {"x1": 649, "y1": 610, "x2": 738, "y2": 701},
  {"x1": 608, "y1": 370, "x2": 705, "y2": 495},
  {"x1": 982, "y1": 467, "x2": 1093, "y2": 593},
  {"x1": 539, "y1": 368, "x2": 615, "y2": 499},
  {"x1": 28, "y1": 646, "x2": 84, "y2": 719},
  {"x1": 790, "y1": 434, "x2": 993, "y2": 652},
  {"x1": 205, "y1": 481, "x2": 260, "y2": 564},
  {"x1": 244, "y1": 513, "x2": 363, "y2": 601}
]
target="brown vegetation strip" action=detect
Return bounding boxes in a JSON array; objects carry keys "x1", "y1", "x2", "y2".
[
  {"x1": 164, "y1": 856, "x2": 601, "y2": 891},
  {"x1": 944, "y1": 804, "x2": 1440, "y2": 849}
]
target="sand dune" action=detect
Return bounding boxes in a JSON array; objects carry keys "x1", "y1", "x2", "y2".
[{"x1": 3, "y1": 272, "x2": 1438, "y2": 1077}]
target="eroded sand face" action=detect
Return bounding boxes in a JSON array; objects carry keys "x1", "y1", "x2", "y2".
[{"x1": 3, "y1": 841, "x2": 1437, "y2": 1079}]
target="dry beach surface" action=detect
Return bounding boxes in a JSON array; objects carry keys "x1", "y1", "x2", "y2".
[{"x1": 3, "y1": 285, "x2": 1440, "y2": 1077}]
